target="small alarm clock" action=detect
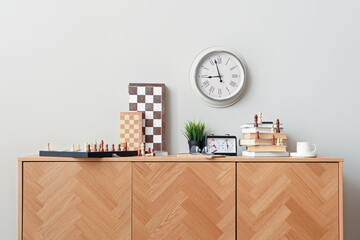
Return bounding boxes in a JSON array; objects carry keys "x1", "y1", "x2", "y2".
[{"x1": 205, "y1": 134, "x2": 237, "y2": 156}]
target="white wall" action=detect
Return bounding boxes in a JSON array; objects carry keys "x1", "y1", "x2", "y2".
[{"x1": 1, "y1": 0, "x2": 359, "y2": 238}]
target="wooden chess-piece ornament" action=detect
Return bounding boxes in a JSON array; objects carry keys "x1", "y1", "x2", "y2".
[
  {"x1": 123, "y1": 142, "x2": 127, "y2": 151},
  {"x1": 118, "y1": 144, "x2": 121, "y2": 151},
  {"x1": 280, "y1": 138, "x2": 283, "y2": 146},
  {"x1": 271, "y1": 125, "x2": 275, "y2": 133},
  {"x1": 94, "y1": 144, "x2": 97, "y2": 152},
  {"x1": 254, "y1": 114, "x2": 258, "y2": 127},
  {"x1": 105, "y1": 144, "x2": 108, "y2": 151},
  {"x1": 77, "y1": 144, "x2": 81, "y2": 151},
  {"x1": 141, "y1": 143, "x2": 145, "y2": 156},
  {"x1": 111, "y1": 144, "x2": 115, "y2": 151},
  {"x1": 47, "y1": 143, "x2": 50, "y2": 151},
  {"x1": 87, "y1": 144, "x2": 91, "y2": 152},
  {"x1": 256, "y1": 131, "x2": 260, "y2": 139},
  {"x1": 258, "y1": 110, "x2": 262, "y2": 124},
  {"x1": 276, "y1": 139, "x2": 280, "y2": 146},
  {"x1": 276, "y1": 119, "x2": 280, "y2": 133},
  {"x1": 272, "y1": 135, "x2": 276, "y2": 145}
]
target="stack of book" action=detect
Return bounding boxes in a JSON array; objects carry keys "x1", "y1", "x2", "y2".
[{"x1": 240, "y1": 121, "x2": 290, "y2": 157}]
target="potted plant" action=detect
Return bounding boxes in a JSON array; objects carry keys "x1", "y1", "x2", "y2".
[{"x1": 183, "y1": 120, "x2": 210, "y2": 153}]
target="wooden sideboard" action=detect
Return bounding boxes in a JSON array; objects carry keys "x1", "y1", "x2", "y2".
[{"x1": 18, "y1": 155, "x2": 343, "y2": 240}]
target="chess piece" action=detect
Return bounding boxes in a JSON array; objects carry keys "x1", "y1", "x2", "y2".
[
  {"x1": 138, "y1": 149, "x2": 141, "y2": 156},
  {"x1": 276, "y1": 119, "x2": 280, "y2": 133},
  {"x1": 276, "y1": 139, "x2": 280, "y2": 146},
  {"x1": 272, "y1": 135, "x2": 276, "y2": 145},
  {"x1": 152, "y1": 148, "x2": 155, "y2": 156},
  {"x1": 118, "y1": 144, "x2": 121, "y2": 151},
  {"x1": 90, "y1": 142, "x2": 93, "y2": 151},
  {"x1": 87, "y1": 144, "x2": 91, "y2": 152},
  {"x1": 258, "y1": 110, "x2": 262, "y2": 124},
  {"x1": 141, "y1": 143, "x2": 145, "y2": 156},
  {"x1": 77, "y1": 144, "x2": 80, "y2": 151},
  {"x1": 105, "y1": 144, "x2": 108, "y2": 151},
  {"x1": 46, "y1": 143, "x2": 50, "y2": 151},
  {"x1": 148, "y1": 147, "x2": 151, "y2": 154},
  {"x1": 84, "y1": 142, "x2": 88, "y2": 151},
  {"x1": 254, "y1": 114, "x2": 258, "y2": 127},
  {"x1": 256, "y1": 131, "x2": 260, "y2": 139},
  {"x1": 94, "y1": 144, "x2": 97, "y2": 152},
  {"x1": 71, "y1": 144, "x2": 75, "y2": 151},
  {"x1": 100, "y1": 140, "x2": 104, "y2": 149},
  {"x1": 111, "y1": 144, "x2": 115, "y2": 151},
  {"x1": 280, "y1": 138, "x2": 283, "y2": 146},
  {"x1": 271, "y1": 125, "x2": 275, "y2": 133},
  {"x1": 123, "y1": 142, "x2": 127, "y2": 151}
]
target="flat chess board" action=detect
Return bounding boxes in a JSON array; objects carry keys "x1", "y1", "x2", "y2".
[
  {"x1": 129, "y1": 83, "x2": 165, "y2": 151},
  {"x1": 39, "y1": 150, "x2": 138, "y2": 158},
  {"x1": 120, "y1": 112, "x2": 143, "y2": 150}
]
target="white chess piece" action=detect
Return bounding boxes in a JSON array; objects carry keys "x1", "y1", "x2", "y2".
[
  {"x1": 77, "y1": 144, "x2": 81, "y2": 151},
  {"x1": 84, "y1": 142, "x2": 88, "y2": 152},
  {"x1": 141, "y1": 143, "x2": 145, "y2": 156},
  {"x1": 71, "y1": 144, "x2": 75, "y2": 151},
  {"x1": 271, "y1": 125, "x2": 275, "y2": 133},
  {"x1": 46, "y1": 143, "x2": 50, "y2": 151},
  {"x1": 276, "y1": 139, "x2": 280, "y2": 146},
  {"x1": 258, "y1": 110, "x2": 262, "y2": 124},
  {"x1": 280, "y1": 138, "x2": 283, "y2": 146}
]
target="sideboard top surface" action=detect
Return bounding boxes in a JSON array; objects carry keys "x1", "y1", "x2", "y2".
[{"x1": 18, "y1": 155, "x2": 343, "y2": 163}]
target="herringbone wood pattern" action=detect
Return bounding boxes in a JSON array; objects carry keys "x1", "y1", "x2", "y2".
[
  {"x1": 133, "y1": 163, "x2": 235, "y2": 240},
  {"x1": 23, "y1": 162, "x2": 131, "y2": 240},
  {"x1": 237, "y1": 163, "x2": 339, "y2": 240}
]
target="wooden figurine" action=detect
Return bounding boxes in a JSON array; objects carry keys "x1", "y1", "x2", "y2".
[
  {"x1": 105, "y1": 144, "x2": 109, "y2": 152},
  {"x1": 94, "y1": 144, "x2": 97, "y2": 152},
  {"x1": 271, "y1": 125, "x2": 275, "y2": 133},
  {"x1": 272, "y1": 135, "x2": 276, "y2": 145},
  {"x1": 77, "y1": 144, "x2": 80, "y2": 151},
  {"x1": 71, "y1": 144, "x2": 75, "y2": 151},
  {"x1": 276, "y1": 139, "x2": 280, "y2": 146},
  {"x1": 84, "y1": 142, "x2": 88, "y2": 152},
  {"x1": 46, "y1": 143, "x2": 50, "y2": 151},
  {"x1": 87, "y1": 144, "x2": 91, "y2": 152},
  {"x1": 124, "y1": 142, "x2": 127, "y2": 151},
  {"x1": 111, "y1": 144, "x2": 115, "y2": 151},
  {"x1": 280, "y1": 138, "x2": 283, "y2": 146},
  {"x1": 258, "y1": 110, "x2": 262, "y2": 124},
  {"x1": 118, "y1": 144, "x2": 121, "y2": 151},
  {"x1": 140, "y1": 143, "x2": 145, "y2": 156},
  {"x1": 276, "y1": 119, "x2": 280, "y2": 133},
  {"x1": 256, "y1": 131, "x2": 260, "y2": 139},
  {"x1": 254, "y1": 114, "x2": 258, "y2": 127}
]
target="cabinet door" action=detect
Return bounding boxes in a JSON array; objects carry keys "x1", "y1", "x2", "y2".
[
  {"x1": 237, "y1": 163, "x2": 339, "y2": 240},
  {"x1": 23, "y1": 162, "x2": 131, "y2": 240},
  {"x1": 133, "y1": 162, "x2": 235, "y2": 240}
]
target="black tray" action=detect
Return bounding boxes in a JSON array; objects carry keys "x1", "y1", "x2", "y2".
[{"x1": 39, "y1": 150, "x2": 138, "y2": 158}]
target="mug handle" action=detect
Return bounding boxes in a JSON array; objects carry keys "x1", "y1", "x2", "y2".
[{"x1": 311, "y1": 144, "x2": 317, "y2": 154}]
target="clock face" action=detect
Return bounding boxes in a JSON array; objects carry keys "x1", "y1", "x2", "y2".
[
  {"x1": 190, "y1": 47, "x2": 247, "y2": 108},
  {"x1": 196, "y1": 52, "x2": 245, "y2": 100},
  {"x1": 206, "y1": 137, "x2": 236, "y2": 154}
]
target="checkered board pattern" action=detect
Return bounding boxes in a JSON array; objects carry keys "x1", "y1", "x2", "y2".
[
  {"x1": 128, "y1": 83, "x2": 165, "y2": 151},
  {"x1": 120, "y1": 112, "x2": 143, "y2": 151}
]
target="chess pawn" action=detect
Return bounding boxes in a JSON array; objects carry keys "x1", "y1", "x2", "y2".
[
  {"x1": 280, "y1": 138, "x2": 283, "y2": 146},
  {"x1": 271, "y1": 125, "x2": 275, "y2": 134},
  {"x1": 87, "y1": 144, "x2": 91, "y2": 152},
  {"x1": 94, "y1": 144, "x2": 97, "y2": 152},
  {"x1": 152, "y1": 148, "x2": 155, "y2": 156},
  {"x1": 90, "y1": 142, "x2": 93, "y2": 151},
  {"x1": 258, "y1": 110, "x2": 262, "y2": 124},
  {"x1": 276, "y1": 139, "x2": 280, "y2": 146},
  {"x1": 105, "y1": 144, "x2": 108, "y2": 151},
  {"x1": 84, "y1": 142, "x2": 88, "y2": 152},
  {"x1": 118, "y1": 144, "x2": 121, "y2": 151},
  {"x1": 272, "y1": 135, "x2": 276, "y2": 145},
  {"x1": 46, "y1": 143, "x2": 50, "y2": 151},
  {"x1": 256, "y1": 131, "x2": 260, "y2": 139},
  {"x1": 71, "y1": 144, "x2": 75, "y2": 151},
  {"x1": 123, "y1": 142, "x2": 127, "y2": 151},
  {"x1": 254, "y1": 114, "x2": 258, "y2": 127},
  {"x1": 77, "y1": 144, "x2": 81, "y2": 151},
  {"x1": 111, "y1": 144, "x2": 115, "y2": 151}
]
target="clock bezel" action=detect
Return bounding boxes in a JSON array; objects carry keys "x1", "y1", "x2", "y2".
[{"x1": 189, "y1": 46, "x2": 247, "y2": 108}]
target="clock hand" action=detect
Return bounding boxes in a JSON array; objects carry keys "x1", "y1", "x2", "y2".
[
  {"x1": 207, "y1": 75, "x2": 221, "y2": 78},
  {"x1": 214, "y1": 60, "x2": 223, "y2": 83}
]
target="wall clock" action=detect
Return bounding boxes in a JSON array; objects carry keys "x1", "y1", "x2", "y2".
[{"x1": 189, "y1": 46, "x2": 247, "y2": 108}]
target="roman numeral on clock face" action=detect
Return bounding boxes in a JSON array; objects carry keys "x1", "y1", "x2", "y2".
[
  {"x1": 218, "y1": 88, "x2": 222, "y2": 96},
  {"x1": 203, "y1": 80, "x2": 210, "y2": 88},
  {"x1": 217, "y1": 56, "x2": 222, "y2": 64},
  {"x1": 209, "y1": 58, "x2": 214, "y2": 65},
  {"x1": 229, "y1": 81, "x2": 237, "y2": 87},
  {"x1": 232, "y1": 74, "x2": 239, "y2": 78},
  {"x1": 209, "y1": 86, "x2": 215, "y2": 93},
  {"x1": 230, "y1": 65, "x2": 238, "y2": 71}
]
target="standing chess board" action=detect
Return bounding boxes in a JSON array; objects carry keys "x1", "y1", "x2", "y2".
[
  {"x1": 128, "y1": 83, "x2": 166, "y2": 151},
  {"x1": 120, "y1": 112, "x2": 143, "y2": 151}
]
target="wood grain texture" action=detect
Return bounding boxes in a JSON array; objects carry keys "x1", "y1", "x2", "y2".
[
  {"x1": 237, "y1": 163, "x2": 339, "y2": 240},
  {"x1": 339, "y1": 162, "x2": 343, "y2": 240},
  {"x1": 133, "y1": 162, "x2": 235, "y2": 240},
  {"x1": 22, "y1": 162, "x2": 131, "y2": 240},
  {"x1": 18, "y1": 155, "x2": 344, "y2": 163}
]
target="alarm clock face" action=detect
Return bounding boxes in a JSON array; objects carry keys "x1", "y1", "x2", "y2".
[
  {"x1": 206, "y1": 136, "x2": 237, "y2": 155},
  {"x1": 190, "y1": 47, "x2": 247, "y2": 108}
]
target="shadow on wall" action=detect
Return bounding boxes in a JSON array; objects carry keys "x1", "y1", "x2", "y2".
[{"x1": 343, "y1": 177, "x2": 360, "y2": 239}]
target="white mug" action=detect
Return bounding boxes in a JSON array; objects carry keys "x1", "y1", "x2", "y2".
[{"x1": 296, "y1": 142, "x2": 317, "y2": 154}]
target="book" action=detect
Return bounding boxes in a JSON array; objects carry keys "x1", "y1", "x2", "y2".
[
  {"x1": 243, "y1": 133, "x2": 287, "y2": 139},
  {"x1": 242, "y1": 127, "x2": 283, "y2": 134},
  {"x1": 240, "y1": 123, "x2": 283, "y2": 129},
  {"x1": 242, "y1": 151, "x2": 290, "y2": 157},
  {"x1": 247, "y1": 145, "x2": 287, "y2": 152},
  {"x1": 240, "y1": 138, "x2": 287, "y2": 146}
]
